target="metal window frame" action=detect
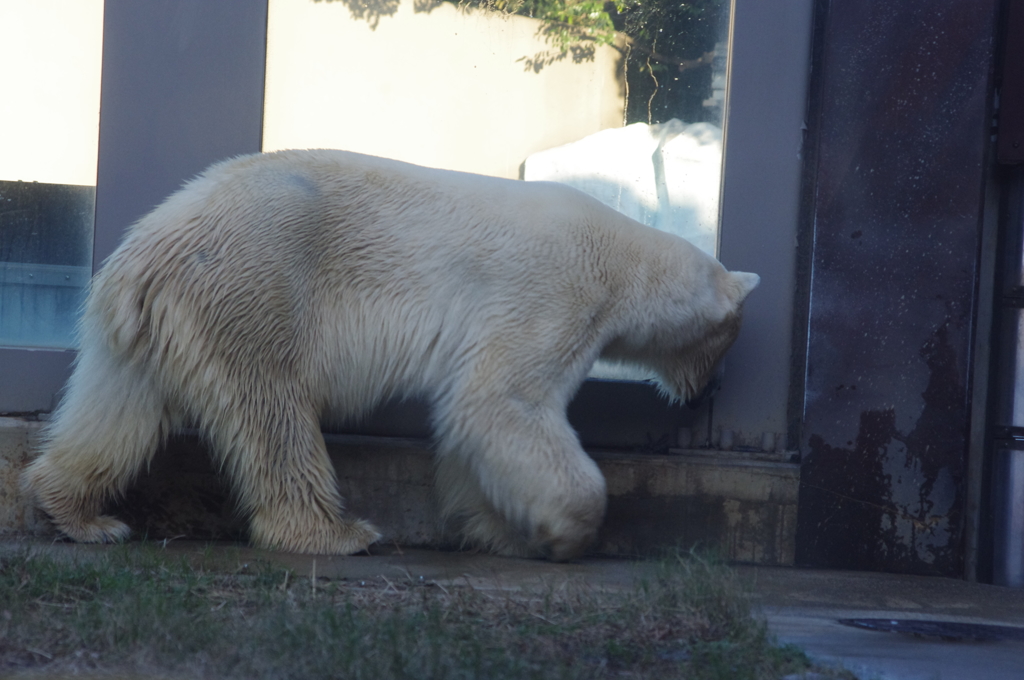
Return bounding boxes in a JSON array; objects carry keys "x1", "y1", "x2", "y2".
[{"x1": 1, "y1": 0, "x2": 269, "y2": 413}]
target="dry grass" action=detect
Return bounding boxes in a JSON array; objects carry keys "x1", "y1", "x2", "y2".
[{"x1": 0, "y1": 546, "x2": 853, "y2": 679}]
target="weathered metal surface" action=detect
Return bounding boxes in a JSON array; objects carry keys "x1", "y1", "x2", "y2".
[
  {"x1": 797, "y1": 0, "x2": 998, "y2": 575},
  {"x1": 990, "y1": 171, "x2": 1024, "y2": 586}
]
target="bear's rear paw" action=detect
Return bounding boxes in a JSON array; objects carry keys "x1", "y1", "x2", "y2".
[
  {"x1": 326, "y1": 518, "x2": 382, "y2": 555},
  {"x1": 58, "y1": 515, "x2": 131, "y2": 544},
  {"x1": 255, "y1": 517, "x2": 383, "y2": 555}
]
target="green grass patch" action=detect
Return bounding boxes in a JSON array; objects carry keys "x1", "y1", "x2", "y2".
[{"x1": 0, "y1": 546, "x2": 851, "y2": 679}]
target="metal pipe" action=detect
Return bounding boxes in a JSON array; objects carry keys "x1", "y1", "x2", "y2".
[{"x1": 994, "y1": 447, "x2": 1024, "y2": 587}]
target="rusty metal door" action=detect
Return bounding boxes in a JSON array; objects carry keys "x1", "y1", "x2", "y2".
[{"x1": 796, "y1": 0, "x2": 999, "y2": 577}]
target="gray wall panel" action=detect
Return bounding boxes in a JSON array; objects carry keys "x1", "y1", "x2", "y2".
[
  {"x1": 714, "y1": 0, "x2": 814, "y2": 449},
  {"x1": 93, "y1": 0, "x2": 268, "y2": 270}
]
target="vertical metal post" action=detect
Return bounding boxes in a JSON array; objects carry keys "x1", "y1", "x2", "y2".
[
  {"x1": 93, "y1": 0, "x2": 268, "y2": 269},
  {"x1": 990, "y1": 0, "x2": 1024, "y2": 589},
  {"x1": 993, "y1": 446, "x2": 1024, "y2": 587},
  {"x1": 991, "y1": 167, "x2": 1024, "y2": 586}
]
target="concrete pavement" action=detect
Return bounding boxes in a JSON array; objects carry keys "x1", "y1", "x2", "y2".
[{"x1": 742, "y1": 566, "x2": 1024, "y2": 680}]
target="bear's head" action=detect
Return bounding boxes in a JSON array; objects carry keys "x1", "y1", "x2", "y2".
[
  {"x1": 594, "y1": 256, "x2": 757, "y2": 406},
  {"x1": 597, "y1": 256, "x2": 758, "y2": 405},
  {"x1": 650, "y1": 268, "x2": 759, "y2": 404}
]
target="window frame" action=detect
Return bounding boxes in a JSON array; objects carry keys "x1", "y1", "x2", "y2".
[{"x1": 1, "y1": 0, "x2": 269, "y2": 413}]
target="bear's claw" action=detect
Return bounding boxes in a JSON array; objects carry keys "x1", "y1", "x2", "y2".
[
  {"x1": 252, "y1": 517, "x2": 383, "y2": 555},
  {"x1": 58, "y1": 515, "x2": 131, "y2": 544}
]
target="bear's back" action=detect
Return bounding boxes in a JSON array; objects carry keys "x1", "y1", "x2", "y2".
[
  {"x1": 90, "y1": 149, "x2": 716, "y2": 384},
  {"x1": 157, "y1": 149, "x2": 663, "y2": 310}
]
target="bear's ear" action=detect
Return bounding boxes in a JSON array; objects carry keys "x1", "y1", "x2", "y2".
[{"x1": 726, "y1": 271, "x2": 760, "y2": 305}]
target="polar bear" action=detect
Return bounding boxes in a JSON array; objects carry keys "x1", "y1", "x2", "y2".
[{"x1": 23, "y1": 149, "x2": 758, "y2": 561}]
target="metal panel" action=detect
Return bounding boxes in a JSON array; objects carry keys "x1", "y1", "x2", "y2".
[
  {"x1": 93, "y1": 0, "x2": 268, "y2": 269},
  {"x1": 797, "y1": 0, "x2": 998, "y2": 576},
  {"x1": 713, "y1": 0, "x2": 814, "y2": 450},
  {"x1": 0, "y1": 348, "x2": 74, "y2": 414},
  {"x1": 993, "y1": 309, "x2": 1024, "y2": 430}
]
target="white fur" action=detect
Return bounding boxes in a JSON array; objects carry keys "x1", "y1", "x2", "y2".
[{"x1": 22, "y1": 149, "x2": 758, "y2": 560}]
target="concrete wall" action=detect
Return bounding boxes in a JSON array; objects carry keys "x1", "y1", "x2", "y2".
[
  {"x1": 263, "y1": 0, "x2": 625, "y2": 179},
  {"x1": 0, "y1": 417, "x2": 798, "y2": 565},
  {"x1": 0, "y1": 418, "x2": 48, "y2": 536}
]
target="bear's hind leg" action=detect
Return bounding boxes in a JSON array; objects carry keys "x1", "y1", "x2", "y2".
[
  {"x1": 211, "y1": 400, "x2": 380, "y2": 555},
  {"x1": 22, "y1": 344, "x2": 169, "y2": 543}
]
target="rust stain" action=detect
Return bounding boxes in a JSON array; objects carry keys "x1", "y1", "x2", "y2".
[{"x1": 799, "y1": 322, "x2": 965, "y2": 575}]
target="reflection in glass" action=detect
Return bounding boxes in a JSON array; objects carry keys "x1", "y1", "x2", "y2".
[
  {"x1": 524, "y1": 118, "x2": 722, "y2": 255},
  {"x1": 0, "y1": 0, "x2": 103, "y2": 349},
  {"x1": 264, "y1": 0, "x2": 731, "y2": 222},
  {"x1": 0, "y1": 183, "x2": 94, "y2": 348},
  {"x1": 523, "y1": 0, "x2": 730, "y2": 256}
]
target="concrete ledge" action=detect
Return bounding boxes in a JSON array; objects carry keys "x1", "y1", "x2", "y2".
[
  {"x1": 597, "y1": 451, "x2": 798, "y2": 564},
  {"x1": 0, "y1": 417, "x2": 48, "y2": 536},
  {"x1": 0, "y1": 418, "x2": 799, "y2": 565}
]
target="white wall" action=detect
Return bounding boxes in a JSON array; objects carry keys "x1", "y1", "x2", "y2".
[
  {"x1": 0, "y1": 0, "x2": 104, "y2": 186},
  {"x1": 263, "y1": 0, "x2": 625, "y2": 179}
]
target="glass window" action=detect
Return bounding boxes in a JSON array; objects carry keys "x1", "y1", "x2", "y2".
[
  {"x1": 264, "y1": 0, "x2": 731, "y2": 382},
  {"x1": 0, "y1": 0, "x2": 104, "y2": 349},
  {"x1": 263, "y1": 0, "x2": 729, "y2": 255}
]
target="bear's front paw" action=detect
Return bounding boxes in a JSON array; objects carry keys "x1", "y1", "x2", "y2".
[
  {"x1": 473, "y1": 521, "x2": 597, "y2": 561},
  {"x1": 59, "y1": 515, "x2": 131, "y2": 544},
  {"x1": 535, "y1": 526, "x2": 598, "y2": 562},
  {"x1": 529, "y1": 492, "x2": 605, "y2": 561}
]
